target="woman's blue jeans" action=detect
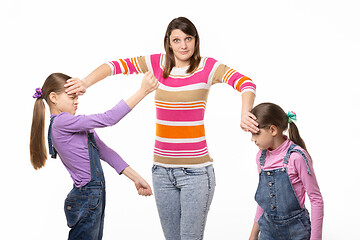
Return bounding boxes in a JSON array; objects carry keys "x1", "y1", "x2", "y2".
[{"x1": 152, "y1": 165, "x2": 216, "y2": 240}]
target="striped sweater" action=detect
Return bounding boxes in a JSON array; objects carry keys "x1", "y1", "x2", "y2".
[{"x1": 107, "y1": 54, "x2": 256, "y2": 167}]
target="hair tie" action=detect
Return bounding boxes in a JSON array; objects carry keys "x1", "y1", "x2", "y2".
[
  {"x1": 32, "y1": 88, "x2": 43, "y2": 99},
  {"x1": 287, "y1": 111, "x2": 297, "y2": 123}
]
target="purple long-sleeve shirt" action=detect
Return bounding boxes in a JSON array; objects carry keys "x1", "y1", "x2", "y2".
[{"x1": 50, "y1": 99, "x2": 131, "y2": 187}]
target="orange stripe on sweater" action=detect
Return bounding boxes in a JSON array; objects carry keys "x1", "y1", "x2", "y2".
[
  {"x1": 156, "y1": 124, "x2": 205, "y2": 139},
  {"x1": 155, "y1": 101, "x2": 206, "y2": 109},
  {"x1": 156, "y1": 102, "x2": 206, "y2": 108},
  {"x1": 156, "y1": 105, "x2": 206, "y2": 109},
  {"x1": 223, "y1": 69, "x2": 236, "y2": 83},
  {"x1": 235, "y1": 76, "x2": 251, "y2": 91},
  {"x1": 119, "y1": 59, "x2": 129, "y2": 74}
]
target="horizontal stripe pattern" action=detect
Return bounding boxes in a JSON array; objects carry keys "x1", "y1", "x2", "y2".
[{"x1": 106, "y1": 54, "x2": 255, "y2": 167}]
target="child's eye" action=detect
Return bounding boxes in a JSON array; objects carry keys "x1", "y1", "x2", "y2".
[{"x1": 251, "y1": 131, "x2": 260, "y2": 136}]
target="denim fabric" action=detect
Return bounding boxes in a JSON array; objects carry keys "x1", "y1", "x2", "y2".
[
  {"x1": 48, "y1": 119, "x2": 106, "y2": 240},
  {"x1": 152, "y1": 165, "x2": 216, "y2": 240},
  {"x1": 255, "y1": 144, "x2": 311, "y2": 240},
  {"x1": 64, "y1": 181, "x2": 106, "y2": 240}
]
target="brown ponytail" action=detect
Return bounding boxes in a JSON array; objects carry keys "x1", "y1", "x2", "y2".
[
  {"x1": 30, "y1": 98, "x2": 47, "y2": 169},
  {"x1": 29, "y1": 73, "x2": 71, "y2": 170},
  {"x1": 288, "y1": 121, "x2": 310, "y2": 158},
  {"x1": 250, "y1": 102, "x2": 311, "y2": 158}
]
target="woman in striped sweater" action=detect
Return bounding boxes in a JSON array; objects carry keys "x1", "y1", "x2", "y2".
[{"x1": 65, "y1": 17, "x2": 258, "y2": 240}]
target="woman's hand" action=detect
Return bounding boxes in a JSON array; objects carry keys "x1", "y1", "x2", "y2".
[
  {"x1": 241, "y1": 111, "x2": 259, "y2": 133},
  {"x1": 64, "y1": 78, "x2": 88, "y2": 95}
]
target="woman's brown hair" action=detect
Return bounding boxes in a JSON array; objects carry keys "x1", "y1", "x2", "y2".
[
  {"x1": 250, "y1": 102, "x2": 310, "y2": 158},
  {"x1": 30, "y1": 73, "x2": 71, "y2": 169},
  {"x1": 163, "y1": 17, "x2": 201, "y2": 78}
]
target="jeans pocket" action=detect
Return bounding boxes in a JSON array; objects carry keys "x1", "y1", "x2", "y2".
[
  {"x1": 183, "y1": 167, "x2": 207, "y2": 175},
  {"x1": 64, "y1": 197, "x2": 81, "y2": 228},
  {"x1": 88, "y1": 189, "x2": 102, "y2": 210},
  {"x1": 298, "y1": 213, "x2": 311, "y2": 234}
]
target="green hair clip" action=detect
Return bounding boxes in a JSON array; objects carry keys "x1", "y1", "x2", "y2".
[{"x1": 287, "y1": 111, "x2": 297, "y2": 123}]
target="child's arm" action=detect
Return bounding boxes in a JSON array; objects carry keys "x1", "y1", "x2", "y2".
[
  {"x1": 125, "y1": 71, "x2": 159, "y2": 109},
  {"x1": 121, "y1": 166, "x2": 153, "y2": 196},
  {"x1": 249, "y1": 221, "x2": 260, "y2": 240},
  {"x1": 56, "y1": 72, "x2": 158, "y2": 133},
  {"x1": 93, "y1": 132, "x2": 152, "y2": 196},
  {"x1": 292, "y1": 152, "x2": 324, "y2": 239}
]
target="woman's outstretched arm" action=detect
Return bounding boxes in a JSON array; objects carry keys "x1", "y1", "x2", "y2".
[{"x1": 65, "y1": 63, "x2": 112, "y2": 95}]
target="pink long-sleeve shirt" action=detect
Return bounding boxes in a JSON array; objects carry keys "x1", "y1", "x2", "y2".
[{"x1": 254, "y1": 138, "x2": 324, "y2": 240}]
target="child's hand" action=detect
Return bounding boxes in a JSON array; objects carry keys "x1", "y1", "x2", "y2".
[
  {"x1": 134, "y1": 178, "x2": 153, "y2": 197},
  {"x1": 249, "y1": 222, "x2": 260, "y2": 240},
  {"x1": 65, "y1": 78, "x2": 88, "y2": 95},
  {"x1": 122, "y1": 166, "x2": 153, "y2": 196},
  {"x1": 140, "y1": 71, "x2": 159, "y2": 94}
]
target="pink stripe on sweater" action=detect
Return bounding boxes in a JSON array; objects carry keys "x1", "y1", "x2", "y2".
[
  {"x1": 240, "y1": 81, "x2": 256, "y2": 92},
  {"x1": 110, "y1": 61, "x2": 122, "y2": 75},
  {"x1": 155, "y1": 140, "x2": 207, "y2": 151},
  {"x1": 154, "y1": 151, "x2": 209, "y2": 158},
  {"x1": 154, "y1": 148, "x2": 209, "y2": 158},
  {"x1": 227, "y1": 72, "x2": 244, "y2": 88},
  {"x1": 124, "y1": 58, "x2": 140, "y2": 74},
  {"x1": 160, "y1": 74, "x2": 209, "y2": 87},
  {"x1": 156, "y1": 108, "x2": 205, "y2": 122}
]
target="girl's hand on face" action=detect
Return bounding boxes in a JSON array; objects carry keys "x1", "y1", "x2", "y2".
[
  {"x1": 241, "y1": 111, "x2": 259, "y2": 133},
  {"x1": 134, "y1": 178, "x2": 153, "y2": 197},
  {"x1": 64, "y1": 78, "x2": 87, "y2": 95},
  {"x1": 141, "y1": 71, "x2": 159, "y2": 94}
]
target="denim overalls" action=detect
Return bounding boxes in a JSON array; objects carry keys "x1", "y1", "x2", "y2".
[
  {"x1": 48, "y1": 117, "x2": 106, "y2": 240},
  {"x1": 255, "y1": 144, "x2": 312, "y2": 240}
]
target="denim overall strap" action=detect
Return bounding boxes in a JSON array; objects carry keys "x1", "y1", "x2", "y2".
[
  {"x1": 87, "y1": 132, "x2": 105, "y2": 182},
  {"x1": 283, "y1": 143, "x2": 311, "y2": 174},
  {"x1": 259, "y1": 149, "x2": 268, "y2": 166},
  {"x1": 65, "y1": 132, "x2": 106, "y2": 240},
  {"x1": 48, "y1": 116, "x2": 58, "y2": 159}
]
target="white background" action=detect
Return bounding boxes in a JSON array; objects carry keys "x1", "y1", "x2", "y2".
[{"x1": 1, "y1": 0, "x2": 359, "y2": 239}]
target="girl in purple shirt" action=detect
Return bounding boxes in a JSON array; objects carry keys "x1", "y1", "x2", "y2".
[{"x1": 30, "y1": 72, "x2": 159, "y2": 239}]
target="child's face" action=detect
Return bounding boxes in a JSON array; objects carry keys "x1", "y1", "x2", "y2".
[
  {"x1": 251, "y1": 128, "x2": 274, "y2": 150},
  {"x1": 56, "y1": 92, "x2": 78, "y2": 115}
]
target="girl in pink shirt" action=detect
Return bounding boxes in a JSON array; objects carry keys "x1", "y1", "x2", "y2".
[{"x1": 249, "y1": 103, "x2": 324, "y2": 240}]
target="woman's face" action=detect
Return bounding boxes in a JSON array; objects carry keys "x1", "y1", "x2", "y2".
[{"x1": 169, "y1": 29, "x2": 195, "y2": 68}]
